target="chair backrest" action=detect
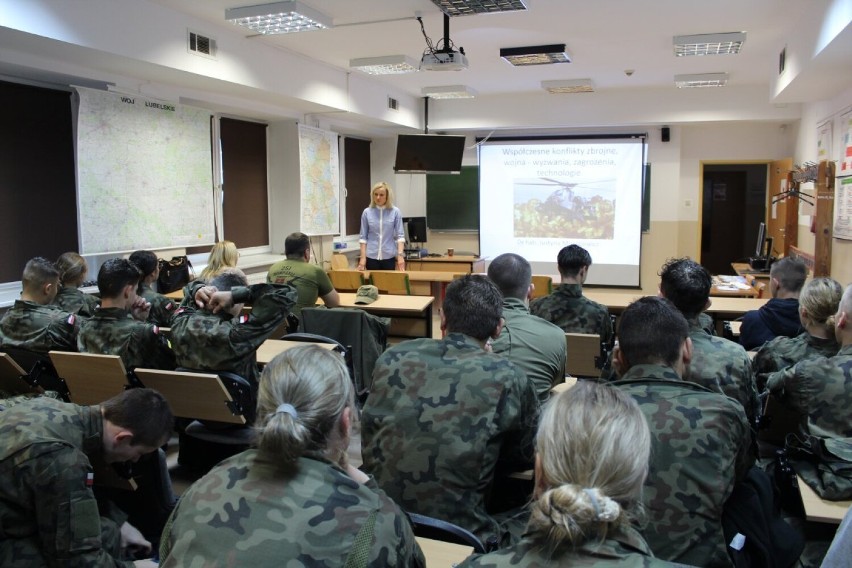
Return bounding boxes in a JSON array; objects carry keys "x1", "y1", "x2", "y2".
[
  {"x1": 300, "y1": 308, "x2": 389, "y2": 396},
  {"x1": 530, "y1": 275, "x2": 553, "y2": 299},
  {"x1": 330, "y1": 254, "x2": 350, "y2": 270},
  {"x1": 133, "y1": 368, "x2": 248, "y2": 424},
  {"x1": 2, "y1": 347, "x2": 70, "y2": 400},
  {"x1": 369, "y1": 270, "x2": 411, "y2": 295},
  {"x1": 565, "y1": 333, "x2": 602, "y2": 378},
  {"x1": 758, "y1": 393, "x2": 800, "y2": 447},
  {"x1": 407, "y1": 512, "x2": 488, "y2": 553},
  {"x1": 49, "y1": 351, "x2": 131, "y2": 405},
  {"x1": 0, "y1": 353, "x2": 36, "y2": 396},
  {"x1": 329, "y1": 269, "x2": 365, "y2": 292}
]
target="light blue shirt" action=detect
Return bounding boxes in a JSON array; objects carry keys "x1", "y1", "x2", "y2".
[{"x1": 359, "y1": 206, "x2": 405, "y2": 261}]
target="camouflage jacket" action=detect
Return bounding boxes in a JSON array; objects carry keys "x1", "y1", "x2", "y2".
[
  {"x1": 490, "y1": 297, "x2": 567, "y2": 401},
  {"x1": 169, "y1": 283, "x2": 297, "y2": 384},
  {"x1": 529, "y1": 284, "x2": 613, "y2": 347},
  {"x1": 53, "y1": 286, "x2": 99, "y2": 318},
  {"x1": 612, "y1": 364, "x2": 753, "y2": 568},
  {"x1": 77, "y1": 307, "x2": 175, "y2": 370},
  {"x1": 139, "y1": 284, "x2": 177, "y2": 328},
  {"x1": 0, "y1": 299, "x2": 79, "y2": 353},
  {"x1": 766, "y1": 344, "x2": 852, "y2": 441},
  {"x1": 361, "y1": 333, "x2": 540, "y2": 547},
  {"x1": 686, "y1": 318, "x2": 760, "y2": 430},
  {"x1": 0, "y1": 398, "x2": 130, "y2": 567},
  {"x1": 457, "y1": 525, "x2": 679, "y2": 567},
  {"x1": 160, "y1": 449, "x2": 425, "y2": 568},
  {"x1": 752, "y1": 332, "x2": 839, "y2": 391}
]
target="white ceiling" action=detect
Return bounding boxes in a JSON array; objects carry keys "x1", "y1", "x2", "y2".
[{"x1": 151, "y1": 0, "x2": 851, "y2": 103}]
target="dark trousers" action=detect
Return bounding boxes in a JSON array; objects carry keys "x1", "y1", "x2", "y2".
[{"x1": 366, "y1": 257, "x2": 397, "y2": 270}]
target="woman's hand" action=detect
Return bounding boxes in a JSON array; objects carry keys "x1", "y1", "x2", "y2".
[
  {"x1": 357, "y1": 258, "x2": 366, "y2": 271},
  {"x1": 396, "y1": 255, "x2": 405, "y2": 270}
]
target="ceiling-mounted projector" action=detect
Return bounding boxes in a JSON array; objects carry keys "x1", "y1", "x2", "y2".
[{"x1": 421, "y1": 51, "x2": 469, "y2": 71}]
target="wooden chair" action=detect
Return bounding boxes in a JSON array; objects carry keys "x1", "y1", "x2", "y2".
[
  {"x1": 0, "y1": 353, "x2": 37, "y2": 396},
  {"x1": 329, "y1": 269, "x2": 366, "y2": 292},
  {"x1": 565, "y1": 333, "x2": 603, "y2": 378},
  {"x1": 331, "y1": 254, "x2": 350, "y2": 270},
  {"x1": 531, "y1": 275, "x2": 553, "y2": 299},
  {"x1": 49, "y1": 351, "x2": 133, "y2": 405},
  {"x1": 369, "y1": 270, "x2": 411, "y2": 295},
  {"x1": 133, "y1": 368, "x2": 247, "y2": 425}
]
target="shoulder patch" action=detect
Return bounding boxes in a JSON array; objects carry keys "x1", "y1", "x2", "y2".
[
  {"x1": 238, "y1": 315, "x2": 249, "y2": 324},
  {"x1": 152, "y1": 325, "x2": 160, "y2": 335},
  {"x1": 165, "y1": 302, "x2": 174, "y2": 311},
  {"x1": 66, "y1": 314, "x2": 76, "y2": 326}
]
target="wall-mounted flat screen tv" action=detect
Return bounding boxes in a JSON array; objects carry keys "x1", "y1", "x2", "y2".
[{"x1": 394, "y1": 134, "x2": 465, "y2": 174}]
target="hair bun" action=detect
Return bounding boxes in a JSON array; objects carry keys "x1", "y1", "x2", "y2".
[{"x1": 583, "y1": 487, "x2": 621, "y2": 522}]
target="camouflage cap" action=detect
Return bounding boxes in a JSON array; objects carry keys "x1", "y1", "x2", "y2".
[{"x1": 354, "y1": 285, "x2": 379, "y2": 305}]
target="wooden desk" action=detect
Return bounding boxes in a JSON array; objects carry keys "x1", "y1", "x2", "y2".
[
  {"x1": 797, "y1": 475, "x2": 852, "y2": 524},
  {"x1": 355, "y1": 270, "x2": 464, "y2": 299},
  {"x1": 407, "y1": 256, "x2": 485, "y2": 274},
  {"x1": 711, "y1": 275, "x2": 759, "y2": 298},
  {"x1": 584, "y1": 289, "x2": 767, "y2": 335},
  {"x1": 732, "y1": 262, "x2": 772, "y2": 282},
  {"x1": 332, "y1": 293, "x2": 435, "y2": 339},
  {"x1": 256, "y1": 339, "x2": 336, "y2": 366},
  {"x1": 416, "y1": 536, "x2": 473, "y2": 567}
]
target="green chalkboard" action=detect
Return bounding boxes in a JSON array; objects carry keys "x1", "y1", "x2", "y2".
[{"x1": 426, "y1": 166, "x2": 479, "y2": 231}]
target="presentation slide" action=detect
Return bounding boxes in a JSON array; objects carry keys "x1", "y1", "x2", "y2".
[{"x1": 479, "y1": 137, "x2": 645, "y2": 286}]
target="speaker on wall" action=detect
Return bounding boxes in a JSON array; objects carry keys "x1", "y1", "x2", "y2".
[{"x1": 661, "y1": 126, "x2": 670, "y2": 142}]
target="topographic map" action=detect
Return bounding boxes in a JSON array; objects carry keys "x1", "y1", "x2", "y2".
[
  {"x1": 298, "y1": 124, "x2": 340, "y2": 235},
  {"x1": 76, "y1": 87, "x2": 215, "y2": 254}
]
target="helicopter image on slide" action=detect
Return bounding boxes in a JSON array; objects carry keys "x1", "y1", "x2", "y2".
[{"x1": 513, "y1": 178, "x2": 616, "y2": 239}]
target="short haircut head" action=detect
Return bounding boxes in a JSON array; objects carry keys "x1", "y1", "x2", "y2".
[
  {"x1": 799, "y1": 277, "x2": 842, "y2": 332},
  {"x1": 557, "y1": 245, "x2": 592, "y2": 278},
  {"x1": 255, "y1": 345, "x2": 353, "y2": 465},
  {"x1": 97, "y1": 258, "x2": 141, "y2": 299},
  {"x1": 210, "y1": 268, "x2": 248, "y2": 291},
  {"x1": 370, "y1": 182, "x2": 394, "y2": 208},
  {"x1": 770, "y1": 256, "x2": 808, "y2": 293},
  {"x1": 659, "y1": 257, "x2": 711, "y2": 319},
  {"x1": 529, "y1": 381, "x2": 650, "y2": 547},
  {"x1": 487, "y1": 253, "x2": 531, "y2": 300},
  {"x1": 22, "y1": 257, "x2": 60, "y2": 292},
  {"x1": 443, "y1": 275, "x2": 503, "y2": 340},
  {"x1": 618, "y1": 296, "x2": 689, "y2": 368},
  {"x1": 128, "y1": 250, "x2": 159, "y2": 278},
  {"x1": 101, "y1": 388, "x2": 174, "y2": 447},
  {"x1": 55, "y1": 252, "x2": 88, "y2": 285},
  {"x1": 284, "y1": 232, "x2": 310, "y2": 259}
]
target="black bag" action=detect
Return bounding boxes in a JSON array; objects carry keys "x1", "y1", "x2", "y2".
[
  {"x1": 722, "y1": 466, "x2": 804, "y2": 568},
  {"x1": 157, "y1": 256, "x2": 194, "y2": 294}
]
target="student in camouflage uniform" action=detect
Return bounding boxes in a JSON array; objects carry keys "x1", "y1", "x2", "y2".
[
  {"x1": 767, "y1": 283, "x2": 852, "y2": 445},
  {"x1": 169, "y1": 268, "x2": 297, "y2": 386},
  {"x1": 160, "y1": 345, "x2": 425, "y2": 567},
  {"x1": 752, "y1": 277, "x2": 841, "y2": 391},
  {"x1": 78, "y1": 258, "x2": 175, "y2": 370},
  {"x1": 128, "y1": 250, "x2": 177, "y2": 328},
  {"x1": 267, "y1": 232, "x2": 340, "y2": 317},
  {"x1": 459, "y1": 381, "x2": 677, "y2": 568},
  {"x1": 53, "y1": 251, "x2": 99, "y2": 317},
  {"x1": 0, "y1": 388, "x2": 173, "y2": 567},
  {"x1": 611, "y1": 296, "x2": 753, "y2": 567},
  {"x1": 0, "y1": 257, "x2": 79, "y2": 352},
  {"x1": 529, "y1": 244, "x2": 613, "y2": 347},
  {"x1": 740, "y1": 256, "x2": 807, "y2": 350},
  {"x1": 487, "y1": 253, "x2": 567, "y2": 401},
  {"x1": 659, "y1": 257, "x2": 760, "y2": 430},
  {"x1": 361, "y1": 275, "x2": 540, "y2": 547}
]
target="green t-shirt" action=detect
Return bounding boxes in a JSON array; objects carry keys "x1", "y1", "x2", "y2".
[{"x1": 267, "y1": 259, "x2": 333, "y2": 316}]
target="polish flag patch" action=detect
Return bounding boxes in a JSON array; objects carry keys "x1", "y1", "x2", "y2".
[
  {"x1": 66, "y1": 314, "x2": 76, "y2": 325},
  {"x1": 86, "y1": 472, "x2": 94, "y2": 486}
]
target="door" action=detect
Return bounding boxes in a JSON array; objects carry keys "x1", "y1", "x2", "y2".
[
  {"x1": 701, "y1": 171, "x2": 748, "y2": 275},
  {"x1": 766, "y1": 158, "x2": 795, "y2": 257}
]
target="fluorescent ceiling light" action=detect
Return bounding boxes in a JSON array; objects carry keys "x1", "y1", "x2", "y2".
[
  {"x1": 350, "y1": 55, "x2": 419, "y2": 75},
  {"x1": 422, "y1": 85, "x2": 478, "y2": 99},
  {"x1": 674, "y1": 73, "x2": 729, "y2": 88},
  {"x1": 500, "y1": 44, "x2": 571, "y2": 66},
  {"x1": 225, "y1": 1, "x2": 331, "y2": 35},
  {"x1": 673, "y1": 32, "x2": 746, "y2": 56},
  {"x1": 431, "y1": 0, "x2": 527, "y2": 16},
  {"x1": 542, "y1": 79, "x2": 594, "y2": 94}
]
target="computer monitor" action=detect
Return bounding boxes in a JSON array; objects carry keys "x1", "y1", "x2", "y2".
[
  {"x1": 755, "y1": 221, "x2": 767, "y2": 257},
  {"x1": 403, "y1": 216, "x2": 428, "y2": 244}
]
